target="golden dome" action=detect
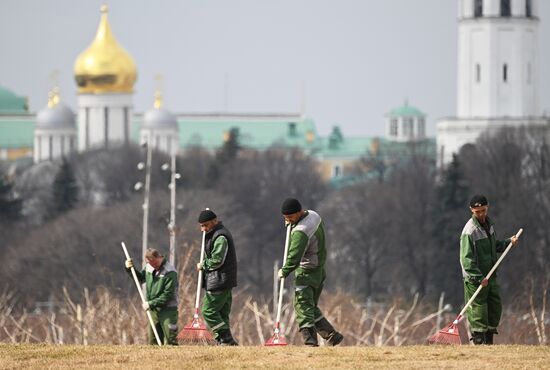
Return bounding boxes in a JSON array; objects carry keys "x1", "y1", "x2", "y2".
[{"x1": 74, "y1": 5, "x2": 137, "y2": 94}]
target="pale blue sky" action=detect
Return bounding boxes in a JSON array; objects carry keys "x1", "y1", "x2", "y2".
[{"x1": 1, "y1": 0, "x2": 549, "y2": 136}]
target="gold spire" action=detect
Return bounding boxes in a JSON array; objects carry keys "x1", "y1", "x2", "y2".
[
  {"x1": 153, "y1": 74, "x2": 163, "y2": 109},
  {"x1": 48, "y1": 70, "x2": 60, "y2": 108},
  {"x1": 74, "y1": 5, "x2": 137, "y2": 94},
  {"x1": 47, "y1": 88, "x2": 60, "y2": 108}
]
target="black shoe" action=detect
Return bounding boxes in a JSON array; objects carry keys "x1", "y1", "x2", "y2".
[
  {"x1": 299, "y1": 327, "x2": 319, "y2": 347},
  {"x1": 470, "y1": 331, "x2": 486, "y2": 345},
  {"x1": 485, "y1": 331, "x2": 495, "y2": 345},
  {"x1": 314, "y1": 317, "x2": 343, "y2": 346},
  {"x1": 327, "y1": 331, "x2": 344, "y2": 346},
  {"x1": 217, "y1": 329, "x2": 238, "y2": 346}
]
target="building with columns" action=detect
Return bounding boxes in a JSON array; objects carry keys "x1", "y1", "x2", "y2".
[
  {"x1": 73, "y1": 5, "x2": 137, "y2": 152},
  {"x1": 0, "y1": 4, "x2": 436, "y2": 185},
  {"x1": 437, "y1": 0, "x2": 550, "y2": 166},
  {"x1": 33, "y1": 88, "x2": 76, "y2": 163},
  {"x1": 386, "y1": 100, "x2": 427, "y2": 143},
  {"x1": 140, "y1": 91, "x2": 179, "y2": 156}
]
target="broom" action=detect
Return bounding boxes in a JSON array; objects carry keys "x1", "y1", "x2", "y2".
[
  {"x1": 265, "y1": 223, "x2": 292, "y2": 346},
  {"x1": 177, "y1": 230, "x2": 216, "y2": 344},
  {"x1": 120, "y1": 242, "x2": 163, "y2": 346},
  {"x1": 428, "y1": 228, "x2": 523, "y2": 344}
]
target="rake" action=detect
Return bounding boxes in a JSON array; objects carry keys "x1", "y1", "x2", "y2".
[
  {"x1": 177, "y1": 231, "x2": 216, "y2": 345},
  {"x1": 428, "y1": 228, "x2": 523, "y2": 345},
  {"x1": 265, "y1": 224, "x2": 292, "y2": 346},
  {"x1": 120, "y1": 242, "x2": 162, "y2": 346}
]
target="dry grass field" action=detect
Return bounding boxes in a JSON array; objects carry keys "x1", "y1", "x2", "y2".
[{"x1": 0, "y1": 344, "x2": 549, "y2": 370}]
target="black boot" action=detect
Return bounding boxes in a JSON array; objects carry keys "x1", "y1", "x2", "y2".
[
  {"x1": 315, "y1": 317, "x2": 344, "y2": 346},
  {"x1": 299, "y1": 326, "x2": 319, "y2": 347},
  {"x1": 217, "y1": 329, "x2": 238, "y2": 346},
  {"x1": 485, "y1": 331, "x2": 495, "y2": 345},
  {"x1": 470, "y1": 331, "x2": 486, "y2": 345}
]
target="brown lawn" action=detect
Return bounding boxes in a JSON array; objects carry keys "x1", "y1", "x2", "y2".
[{"x1": 0, "y1": 344, "x2": 549, "y2": 369}]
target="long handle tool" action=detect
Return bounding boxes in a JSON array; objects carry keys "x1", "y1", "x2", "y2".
[
  {"x1": 428, "y1": 228, "x2": 523, "y2": 344},
  {"x1": 177, "y1": 231, "x2": 215, "y2": 344},
  {"x1": 121, "y1": 242, "x2": 162, "y2": 346},
  {"x1": 265, "y1": 224, "x2": 292, "y2": 346}
]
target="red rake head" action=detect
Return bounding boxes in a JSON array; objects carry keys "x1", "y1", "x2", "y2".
[
  {"x1": 265, "y1": 325, "x2": 288, "y2": 346},
  {"x1": 177, "y1": 316, "x2": 216, "y2": 345},
  {"x1": 265, "y1": 332, "x2": 288, "y2": 346},
  {"x1": 428, "y1": 321, "x2": 462, "y2": 345}
]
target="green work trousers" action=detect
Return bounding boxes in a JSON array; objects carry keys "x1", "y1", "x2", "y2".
[
  {"x1": 202, "y1": 289, "x2": 232, "y2": 338},
  {"x1": 464, "y1": 278, "x2": 502, "y2": 333},
  {"x1": 294, "y1": 267, "x2": 326, "y2": 328},
  {"x1": 148, "y1": 307, "x2": 178, "y2": 345}
]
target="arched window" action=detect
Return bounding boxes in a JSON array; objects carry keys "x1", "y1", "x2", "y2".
[
  {"x1": 526, "y1": 0, "x2": 532, "y2": 17},
  {"x1": 474, "y1": 0, "x2": 483, "y2": 17},
  {"x1": 332, "y1": 164, "x2": 342, "y2": 178},
  {"x1": 390, "y1": 119, "x2": 398, "y2": 136},
  {"x1": 500, "y1": 0, "x2": 511, "y2": 17},
  {"x1": 418, "y1": 118, "x2": 425, "y2": 137}
]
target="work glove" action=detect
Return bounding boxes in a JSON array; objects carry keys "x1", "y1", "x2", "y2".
[
  {"x1": 278, "y1": 269, "x2": 284, "y2": 279},
  {"x1": 125, "y1": 258, "x2": 134, "y2": 269},
  {"x1": 142, "y1": 301, "x2": 150, "y2": 311}
]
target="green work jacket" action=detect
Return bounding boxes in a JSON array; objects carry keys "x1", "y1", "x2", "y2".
[
  {"x1": 130, "y1": 259, "x2": 178, "y2": 311},
  {"x1": 460, "y1": 216, "x2": 510, "y2": 284}
]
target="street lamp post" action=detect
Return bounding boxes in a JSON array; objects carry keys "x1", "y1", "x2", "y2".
[
  {"x1": 136, "y1": 139, "x2": 152, "y2": 267},
  {"x1": 162, "y1": 151, "x2": 180, "y2": 267}
]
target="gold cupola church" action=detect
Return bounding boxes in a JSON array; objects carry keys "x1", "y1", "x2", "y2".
[{"x1": 73, "y1": 5, "x2": 137, "y2": 151}]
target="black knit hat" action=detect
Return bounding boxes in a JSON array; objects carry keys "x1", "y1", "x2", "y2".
[
  {"x1": 281, "y1": 198, "x2": 302, "y2": 215},
  {"x1": 198, "y1": 209, "x2": 217, "y2": 223},
  {"x1": 469, "y1": 194, "x2": 488, "y2": 208}
]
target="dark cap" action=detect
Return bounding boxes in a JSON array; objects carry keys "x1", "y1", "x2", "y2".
[
  {"x1": 469, "y1": 195, "x2": 488, "y2": 208},
  {"x1": 198, "y1": 209, "x2": 217, "y2": 223},
  {"x1": 281, "y1": 198, "x2": 302, "y2": 215}
]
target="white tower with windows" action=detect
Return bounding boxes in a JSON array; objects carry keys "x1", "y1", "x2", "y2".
[
  {"x1": 437, "y1": 0, "x2": 549, "y2": 166},
  {"x1": 386, "y1": 100, "x2": 427, "y2": 142}
]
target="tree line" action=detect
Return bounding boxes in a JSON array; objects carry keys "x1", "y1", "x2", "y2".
[{"x1": 0, "y1": 125, "x2": 548, "y2": 309}]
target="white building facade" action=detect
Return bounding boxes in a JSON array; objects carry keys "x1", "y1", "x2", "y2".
[
  {"x1": 34, "y1": 90, "x2": 77, "y2": 163},
  {"x1": 140, "y1": 92, "x2": 179, "y2": 155},
  {"x1": 386, "y1": 100, "x2": 427, "y2": 142},
  {"x1": 437, "y1": 0, "x2": 549, "y2": 166}
]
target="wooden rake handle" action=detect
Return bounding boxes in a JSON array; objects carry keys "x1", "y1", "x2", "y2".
[
  {"x1": 456, "y1": 228, "x2": 523, "y2": 322},
  {"x1": 121, "y1": 242, "x2": 163, "y2": 346}
]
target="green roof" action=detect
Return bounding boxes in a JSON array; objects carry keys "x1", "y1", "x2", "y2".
[
  {"x1": 388, "y1": 101, "x2": 425, "y2": 118},
  {"x1": 134, "y1": 115, "x2": 320, "y2": 151},
  {"x1": 0, "y1": 116, "x2": 34, "y2": 148},
  {"x1": 0, "y1": 112, "x2": 436, "y2": 165},
  {"x1": 0, "y1": 85, "x2": 28, "y2": 113},
  {"x1": 317, "y1": 136, "x2": 375, "y2": 158},
  {"x1": 318, "y1": 134, "x2": 436, "y2": 160}
]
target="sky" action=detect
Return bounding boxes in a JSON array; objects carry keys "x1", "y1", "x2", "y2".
[{"x1": 1, "y1": 0, "x2": 549, "y2": 137}]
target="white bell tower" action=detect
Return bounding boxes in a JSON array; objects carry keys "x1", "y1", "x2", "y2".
[
  {"x1": 437, "y1": 0, "x2": 549, "y2": 166},
  {"x1": 457, "y1": 0, "x2": 538, "y2": 118}
]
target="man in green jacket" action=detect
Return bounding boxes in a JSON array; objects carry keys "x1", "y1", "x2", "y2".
[
  {"x1": 196, "y1": 209, "x2": 238, "y2": 346},
  {"x1": 460, "y1": 194, "x2": 518, "y2": 345},
  {"x1": 278, "y1": 198, "x2": 343, "y2": 346},
  {"x1": 125, "y1": 248, "x2": 179, "y2": 345}
]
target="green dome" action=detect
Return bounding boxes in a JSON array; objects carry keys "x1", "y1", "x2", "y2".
[
  {"x1": 388, "y1": 100, "x2": 424, "y2": 117},
  {"x1": 0, "y1": 85, "x2": 28, "y2": 113}
]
